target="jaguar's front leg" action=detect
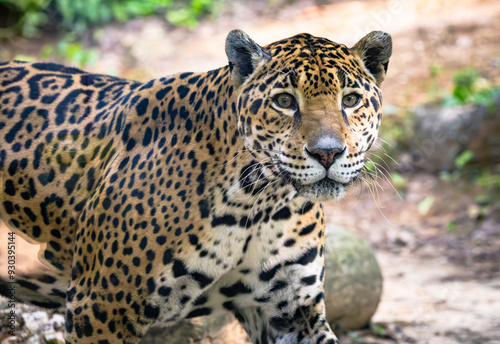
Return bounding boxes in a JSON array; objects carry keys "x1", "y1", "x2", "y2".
[
  {"x1": 234, "y1": 300, "x2": 338, "y2": 344},
  {"x1": 236, "y1": 246, "x2": 339, "y2": 343},
  {"x1": 232, "y1": 307, "x2": 270, "y2": 344},
  {"x1": 260, "y1": 207, "x2": 339, "y2": 344},
  {"x1": 267, "y1": 297, "x2": 339, "y2": 344}
]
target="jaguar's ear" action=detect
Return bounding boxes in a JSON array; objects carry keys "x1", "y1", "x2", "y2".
[
  {"x1": 351, "y1": 31, "x2": 392, "y2": 85},
  {"x1": 225, "y1": 30, "x2": 270, "y2": 88}
]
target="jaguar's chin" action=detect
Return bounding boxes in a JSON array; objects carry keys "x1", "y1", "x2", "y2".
[{"x1": 293, "y1": 178, "x2": 349, "y2": 202}]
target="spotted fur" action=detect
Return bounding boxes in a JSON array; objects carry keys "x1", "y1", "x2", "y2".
[{"x1": 0, "y1": 30, "x2": 391, "y2": 343}]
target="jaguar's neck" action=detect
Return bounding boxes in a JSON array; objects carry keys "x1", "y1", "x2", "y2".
[
  {"x1": 191, "y1": 68, "x2": 299, "y2": 218},
  {"x1": 125, "y1": 65, "x2": 298, "y2": 221}
]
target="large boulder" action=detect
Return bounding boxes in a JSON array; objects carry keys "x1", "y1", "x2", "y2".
[{"x1": 323, "y1": 225, "x2": 383, "y2": 333}]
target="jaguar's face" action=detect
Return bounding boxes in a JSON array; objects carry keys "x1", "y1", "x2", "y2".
[{"x1": 229, "y1": 31, "x2": 392, "y2": 201}]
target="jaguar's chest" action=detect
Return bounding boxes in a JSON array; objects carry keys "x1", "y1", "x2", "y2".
[
  {"x1": 181, "y1": 201, "x2": 303, "y2": 277},
  {"x1": 145, "y1": 211, "x2": 299, "y2": 322}
]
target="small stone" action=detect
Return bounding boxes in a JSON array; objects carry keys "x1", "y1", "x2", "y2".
[
  {"x1": 3, "y1": 337, "x2": 19, "y2": 344},
  {"x1": 43, "y1": 330, "x2": 65, "y2": 344},
  {"x1": 22, "y1": 311, "x2": 49, "y2": 334},
  {"x1": 49, "y1": 314, "x2": 65, "y2": 330},
  {"x1": 26, "y1": 334, "x2": 41, "y2": 344}
]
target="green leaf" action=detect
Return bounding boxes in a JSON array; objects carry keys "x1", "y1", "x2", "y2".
[
  {"x1": 429, "y1": 62, "x2": 443, "y2": 77},
  {"x1": 363, "y1": 161, "x2": 376, "y2": 173},
  {"x1": 12, "y1": 53, "x2": 36, "y2": 62},
  {"x1": 475, "y1": 193, "x2": 491, "y2": 205},
  {"x1": 418, "y1": 196, "x2": 434, "y2": 215},
  {"x1": 111, "y1": 2, "x2": 128, "y2": 22},
  {"x1": 40, "y1": 44, "x2": 54, "y2": 59},
  {"x1": 439, "y1": 171, "x2": 461, "y2": 182},
  {"x1": 455, "y1": 150, "x2": 474, "y2": 169},
  {"x1": 447, "y1": 221, "x2": 457, "y2": 232},
  {"x1": 390, "y1": 172, "x2": 406, "y2": 190},
  {"x1": 372, "y1": 324, "x2": 387, "y2": 336}
]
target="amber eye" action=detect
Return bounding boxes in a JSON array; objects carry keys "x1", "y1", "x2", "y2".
[
  {"x1": 342, "y1": 93, "x2": 361, "y2": 108},
  {"x1": 273, "y1": 93, "x2": 297, "y2": 109}
]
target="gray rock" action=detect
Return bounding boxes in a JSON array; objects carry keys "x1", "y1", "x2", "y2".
[{"x1": 408, "y1": 94, "x2": 500, "y2": 172}]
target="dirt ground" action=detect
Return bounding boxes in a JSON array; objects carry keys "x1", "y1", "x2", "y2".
[{"x1": 1, "y1": 0, "x2": 500, "y2": 343}]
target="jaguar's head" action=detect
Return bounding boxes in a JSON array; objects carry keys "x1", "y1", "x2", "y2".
[{"x1": 226, "y1": 30, "x2": 392, "y2": 201}]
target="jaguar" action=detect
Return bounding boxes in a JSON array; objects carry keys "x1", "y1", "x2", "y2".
[{"x1": 0, "y1": 29, "x2": 392, "y2": 343}]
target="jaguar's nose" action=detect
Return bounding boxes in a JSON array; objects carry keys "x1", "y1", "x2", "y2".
[{"x1": 305, "y1": 137, "x2": 346, "y2": 170}]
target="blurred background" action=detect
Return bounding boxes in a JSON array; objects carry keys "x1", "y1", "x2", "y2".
[{"x1": 0, "y1": 0, "x2": 499, "y2": 343}]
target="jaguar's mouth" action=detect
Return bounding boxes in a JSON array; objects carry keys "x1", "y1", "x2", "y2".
[
  {"x1": 290, "y1": 177, "x2": 350, "y2": 201},
  {"x1": 271, "y1": 161, "x2": 352, "y2": 201}
]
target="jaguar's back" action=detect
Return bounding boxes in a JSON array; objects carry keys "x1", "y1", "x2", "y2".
[{"x1": 0, "y1": 61, "x2": 141, "y2": 278}]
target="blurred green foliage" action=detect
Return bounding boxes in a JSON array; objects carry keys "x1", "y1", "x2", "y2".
[
  {"x1": 454, "y1": 150, "x2": 475, "y2": 170},
  {"x1": 166, "y1": 0, "x2": 218, "y2": 28},
  {"x1": 428, "y1": 62, "x2": 444, "y2": 103},
  {"x1": 1, "y1": 0, "x2": 220, "y2": 66},
  {"x1": 427, "y1": 64, "x2": 500, "y2": 108},
  {"x1": 0, "y1": 0, "x2": 49, "y2": 38},
  {"x1": 446, "y1": 221, "x2": 457, "y2": 232},
  {"x1": 418, "y1": 196, "x2": 434, "y2": 215},
  {"x1": 390, "y1": 172, "x2": 407, "y2": 192},
  {"x1": 56, "y1": 0, "x2": 163, "y2": 35},
  {"x1": 0, "y1": 0, "x2": 220, "y2": 38},
  {"x1": 444, "y1": 67, "x2": 500, "y2": 108},
  {"x1": 39, "y1": 41, "x2": 99, "y2": 67}
]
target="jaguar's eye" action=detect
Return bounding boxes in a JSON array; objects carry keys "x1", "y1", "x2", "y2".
[
  {"x1": 342, "y1": 93, "x2": 361, "y2": 108},
  {"x1": 273, "y1": 93, "x2": 296, "y2": 109}
]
